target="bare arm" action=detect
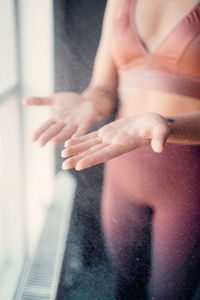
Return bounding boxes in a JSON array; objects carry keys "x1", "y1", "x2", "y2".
[
  {"x1": 23, "y1": 0, "x2": 125, "y2": 145},
  {"x1": 81, "y1": 0, "x2": 125, "y2": 119},
  {"x1": 61, "y1": 110, "x2": 200, "y2": 170},
  {"x1": 167, "y1": 111, "x2": 200, "y2": 145}
]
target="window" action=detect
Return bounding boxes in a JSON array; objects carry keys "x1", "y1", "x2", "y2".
[{"x1": 0, "y1": 0, "x2": 54, "y2": 298}]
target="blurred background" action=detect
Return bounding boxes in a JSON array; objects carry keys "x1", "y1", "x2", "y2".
[{"x1": 0, "y1": 0, "x2": 115, "y2": 299}]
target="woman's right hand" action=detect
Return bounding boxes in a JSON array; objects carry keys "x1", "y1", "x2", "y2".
[{"x1": 22, "y1": 92, "x2": 99, "y2": 146}]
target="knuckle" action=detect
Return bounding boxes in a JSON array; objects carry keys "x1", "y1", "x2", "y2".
[
  {"x1": 139, "y1": 128, "x2": 149, "y2": 138},
  {"x1": 155, "y1": 123, "x2": 167, "y2": 133}
]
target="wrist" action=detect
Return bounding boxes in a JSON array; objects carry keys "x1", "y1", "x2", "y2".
[{"x1": 82, "y1": 86, "x2": 116, "y2": 120}]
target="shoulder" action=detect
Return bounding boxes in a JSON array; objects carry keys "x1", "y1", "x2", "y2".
[
  {"x1": 104, "y1": 0, "x2": 127, "y2": 23},
  {"x1": 100, "y1": 0, "x2": 127, "y2": 39}
]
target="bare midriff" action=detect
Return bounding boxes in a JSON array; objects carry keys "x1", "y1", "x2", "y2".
[{"x1": 117, "y1": 86, "x2": 200, "y2": 118}]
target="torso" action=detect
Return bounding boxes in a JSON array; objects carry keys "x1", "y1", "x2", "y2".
[
  {"x1": 118, "y1": 87, "x2": 200, "y2": 118},
  {"x1": 117, "y1": 0, "x2": 200, "y2": 118}
]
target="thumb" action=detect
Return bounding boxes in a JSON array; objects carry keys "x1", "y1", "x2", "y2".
[
  {"x1": 151, "y1": 124, "x2": 169, "y2": 153},
  {"x1": 151, "y1": 138, "x2": 164, "y2": 153},
  {"x1": 72, "y1": 116, "x2": 95, "y2": 138},
  {"x1": 22, "y1": 96, "x2": 53, "y2": 106},
  {"x1": 72, "y1": 123, "x2": 91, "y2": 138}
]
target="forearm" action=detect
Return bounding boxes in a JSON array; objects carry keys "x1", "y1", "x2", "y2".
[
  {"x1": 166, "y1": 111, "x2": 200, "y2": 145},
  {"x1": 82, "y1": 85, "x2": 117, "y2": 120}
]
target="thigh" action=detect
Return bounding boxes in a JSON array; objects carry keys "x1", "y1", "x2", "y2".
[
  {"x1": 149, "y1": 200, "x2": 200, "y2": 300},
  {"x1": 102, "y1": 162, "x2": 152, "y2": 299}
]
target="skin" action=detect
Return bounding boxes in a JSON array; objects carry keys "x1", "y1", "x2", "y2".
[
  {"x1": 23, "y1": 92, "x2": 101, "y2": 146},
  {"x1": 23, "y1": 0, "x2": 200, "y2": 171}
]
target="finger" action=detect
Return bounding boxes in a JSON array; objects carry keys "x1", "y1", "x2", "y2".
[
  {"x1": 51, "y1": 123, "x2": 78, "y2": 146},
  {"x1": 62, "y1": 143, "x2": 106, "y2": 170},
  {"x1": 32, "y1": 119, "x2": 56, "y2": 142},
  {"x1": 38, "y1": 122, "x2": 65, "y2": 147},
  {"x1": 151, "y1": 124, "x2": 169, "y2": 153},
  {"x1": 71, "y1": 123, "x2": 91, "y2": 138},
  {"x1": 61, "y1": 137, "x2": 102, "y2": 157},
  {"x1": 75, "y1": 144, "x2": 125, "y2": 170},
  {"x1": 22, "y1": 96, "x2": 53, "y2": 106},
  {"x1": 64, "y1": 131, "x2": 98, "y2": 147}
]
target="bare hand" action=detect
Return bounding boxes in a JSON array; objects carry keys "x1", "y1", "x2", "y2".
[
  {"x1": 61, "y1": 113, "x2": 171, "y2": 170},
  {"x1": 22, "y1": 92, "x2": 98, "y2": 146}
]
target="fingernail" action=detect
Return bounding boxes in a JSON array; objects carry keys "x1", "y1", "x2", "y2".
[
  {"x1": 22, "y1": 98, "x2": 27, "y2": 105},
  {"x1": 61, "y1": 151, "x2": 66, "y2": 158},
  {"x1": 62, "y1": 162, "x2": 67, "y2": 170},
  {"x1": 75, "y1": 165, "x2": 81, "y2": 171},
  {"x1": 75, "y1": 163, "x2": 83, "y2": 171},
  {"x1": 51, "y1": 140, "x2": 57, "y2": 146},
  {"x1": 39, "y1": 141, "x2": 44, "y2": 147},
  {"x1": 62, "y1": 160, "x2": 72, "y2": 170},
  {"x1": 31, "y1": 135, "x2": 37, "y2": 143}
]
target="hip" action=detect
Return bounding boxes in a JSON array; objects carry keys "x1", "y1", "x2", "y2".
[{"x1": 103, "y1": 143, "x2": 200, "y2": 207}]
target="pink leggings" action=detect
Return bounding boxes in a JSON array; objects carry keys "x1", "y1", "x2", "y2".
[{"x1": 102, "y1": 143, "x2": 200, "y2": 299}]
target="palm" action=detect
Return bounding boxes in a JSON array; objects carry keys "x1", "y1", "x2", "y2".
[
  {"x1": 61, "y1": 114, "x2": 171, "y2": 170},
  {"x1": 23, "y1": 92, "x2": 97, "y2": 146}
]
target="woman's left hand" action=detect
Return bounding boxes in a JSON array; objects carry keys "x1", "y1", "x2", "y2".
[{"x1": 61, "y1": 113, "x2": 172, "y2": 170}]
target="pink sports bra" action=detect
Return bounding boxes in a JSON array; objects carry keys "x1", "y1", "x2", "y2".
[{"x1": 111, "y1": 0, "x2": 200, "y2": 99}]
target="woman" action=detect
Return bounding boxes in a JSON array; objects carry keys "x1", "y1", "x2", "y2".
[{"x1": 23, "y1": 0, "x2": 200, "y2": 298}]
